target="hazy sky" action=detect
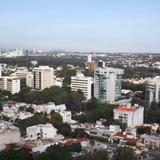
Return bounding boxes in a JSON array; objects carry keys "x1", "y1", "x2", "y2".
[{"x1": 0, "y1": 0, "x2": 160, "y2": 52}]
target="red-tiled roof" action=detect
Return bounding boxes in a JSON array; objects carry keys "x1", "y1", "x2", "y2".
[
  {"x1": 114, "y1": 132, "x2": 139, "y2": 143},
  {"x1": 115, "y1": 132, "x2": 124, "y2": 138},
  {"x1": 114, "y1": 107, "x2": 137, "y2": 112},
  {"x1": 65, "y1": 139, "x2": 74, "y2": 145},
  {"x1": 77, "y1": 137, "x2": 89, "y2": 143},
  {"x1": 125, "y1": 138, "x2": 138, "y2": 142}
]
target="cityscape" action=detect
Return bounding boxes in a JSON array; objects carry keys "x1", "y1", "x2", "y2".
[{"x1": 1, "y1": 1, "x2": 160, "y2": 160}]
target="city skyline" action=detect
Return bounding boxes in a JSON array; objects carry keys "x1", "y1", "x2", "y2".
[{"x1": 0, "y1": 0, "x2": 160, "y2": 52}]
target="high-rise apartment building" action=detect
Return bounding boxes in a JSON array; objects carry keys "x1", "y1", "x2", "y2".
[
  {"x1": 145, "y1": 76, "x2": 160, "y2": 105},
  {"x1": 0, "y1": 76, "x2": 20, "y2": 94},
  {"x1": 94, "y1": 61, "x2": 124, "y2": 103},
  {"x1": 70, "y1": 73, "x2": 93, "y2": 100},
  {"x1": 85, "y1": 54, "x2": 97, "y2": 71},
  {"x1": 11, "y1": 67, "x2": 32, "y2": 79},
  {"x1": 33, "y1": 66, "x2": 54, "y2": 90},
  {"x1": 26, "y1": 73, "x2": 34, "y2": 88},
  {"x1": 6, "y1": 77, "x2": 20, "y2": 94}
]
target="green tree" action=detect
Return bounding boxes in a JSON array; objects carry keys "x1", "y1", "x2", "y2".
[
  {"x1": 69, "y1": 143, "x2": 82, "y2": 153},
  {"x1": 73, "y1": 128, "x2": 88, "y2": 138},
  {"x1": 34, "y1": 145, "x2": 72, "y2": 160},
  {"x1": 50, "y1": 111, "x2": 63, "y2": 124},
  {"x1": 0, "y1": 90, "x2": 11, "y2": 100},
  {"x1": 58, "y1": 123, "x2": 72, "y2": 136},
  {"x1": 56, "y1": 66, "x2": 76, "y2": 87},
  {"x1": 83, "y1": 69, "x2": 94, "y2": 77},
  {"x1": 116, "y1": 146, "x2": 137, "y2": 160},
  {"x1": 15, "y1": 112, "x2": 48, "y2": 134},
  {"x1": 0, "y1": 146, "x2": 33, "y2": 160},
  {"x1": 26, "y1": 107, "x2": 34, "y2": 114},
  {"x1": 156, "y1": 127, "x2": 160, "y2": 135},
  {"x1": 137, "y1": 126, "x2": 151, "y2": 135},
  {"x1": 0, "y1": 103, "x2": 3, "y2": 111}
]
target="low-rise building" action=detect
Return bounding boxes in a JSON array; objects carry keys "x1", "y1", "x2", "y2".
[
  {"x1": 54, "y1": 77, "x2": 64, "y2": 87},
  {"x1": 0, "y1": 121, "x2": 20, "y2": 150},
  {"x1": 26, "y1": 123, "x2": 57, "y2": 140},
  {"x1": 17, "y1": 111, "x2": 34, "y2": 120},
  {"x1": 34, "y1": 102, "x2": 74, "y2": 124},
  {"x1": 88, "y1": 123, "x2": 121, "y2": 140},
  {"x1": 113, "y1": 104, "x2": 144, "y2": 127},
  {"x1": 140, "y1": 134, "x2": 160, "y2": 151},
  {"x1": 11, "y1": 67, "x2": 31, "y2": 79},
  {"x1": 114, "y1": 127, "x2": 138, "y2": 143}
]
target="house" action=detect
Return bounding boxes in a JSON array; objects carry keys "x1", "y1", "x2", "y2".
[{"x1": 26, "y1": 123, "x2": 57, "y2": 140}]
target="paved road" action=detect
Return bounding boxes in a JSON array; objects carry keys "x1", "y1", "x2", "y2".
[{"x1": 145, "y1": 151, "x2": 160, "y2": 160}]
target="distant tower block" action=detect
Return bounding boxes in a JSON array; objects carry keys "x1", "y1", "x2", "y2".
[{"x1": 87, "y1": 55, "x2": 92, "y2": 63}]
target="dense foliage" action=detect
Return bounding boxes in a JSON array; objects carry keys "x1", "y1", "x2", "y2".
[
  {"x1": 74, "y1": 103, "x2": 118, "y2": 123},
  {"x1": 0, "y1": 146, "x2": 33, "y2": 160},
  {"x1": 116, "y1": 146, "x2": 137, "y2": 160},
  {"x1": 56, "y1": 66, "x2": 76, "y2": 86},
  {"x1": 145, "y1": 102, "x2": 160, "y2": 123},
  {"x1": 0, "y1": 56, "x2": 85, "y2": 67},
  {"x1": 12, "y1": 85, "x2": 85, "y2": 112},
  {"x1": 15, "y1": 112, "x2": 48, "y2": 134}
]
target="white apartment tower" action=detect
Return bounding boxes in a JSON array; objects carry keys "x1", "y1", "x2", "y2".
[
  {"x1": 70, "y1": 73, "x2": 93, "y2": 100},
  {"x1": 94, "y1": 60, "x2": 124, "y2": 103},
  {"x1": 26, "y1": 73, "x2": 34, "y2": 88},
  {"x1": 87, "y1": 54, "x2": 92, "y2": 63},
  {"x1": 145, "y1": 76, "x2": 160, "y2": 105},
  {"x1": 0, "y1": 76, "x2": 20, "y2": 94},
  {"x1": 7, "y1": 77, "x2": 20, "y2": 94},
  {"x1": 33, "y1": 66, "x2": 54, "y2": 90}
]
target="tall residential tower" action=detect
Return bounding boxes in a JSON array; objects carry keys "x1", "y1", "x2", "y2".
[
  {"x1": 70, "y1": 72, "x2": 93, "y2": 100},
  {"x1": 94, "y1": 61, "x2": 124, "y2": 103},
  {"x1": 33, "y1": 66, "x2": 54, "y2": 90},
  {"x1": 145, "y1": 76, "x2": 160, "y2": 105}
]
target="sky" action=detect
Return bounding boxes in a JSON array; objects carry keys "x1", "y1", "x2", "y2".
[{"x1": 0, "y1": 0, "x2": 160, "y2": 52}]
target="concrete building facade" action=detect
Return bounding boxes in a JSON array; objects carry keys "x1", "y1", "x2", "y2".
[
  {"x1": 113, "y1": 104, "x2": 144, "y2": 127},
  {"x1": 0, "y1": 76, "x2": 20, "y2": 94},
  {"x1": 145, "y1": 76, "x2": 160, "y2": 105},
  {"x1": 70, "y1": 73, "x2": 93, "y2": 100}
]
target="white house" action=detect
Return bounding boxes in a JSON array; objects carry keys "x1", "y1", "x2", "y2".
[
  {"x1": 34, "y1": 103, "x2": 74, "y2": 124},
  {"x1": 60, "y1": 111, "x2": 72, "y2": 123},
  {"x1": 17, "y1": 111, "x2": 34, "y2": 120},
  {"x1": 26, "y1": 123, "x2": 57, "y2": 140}
]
